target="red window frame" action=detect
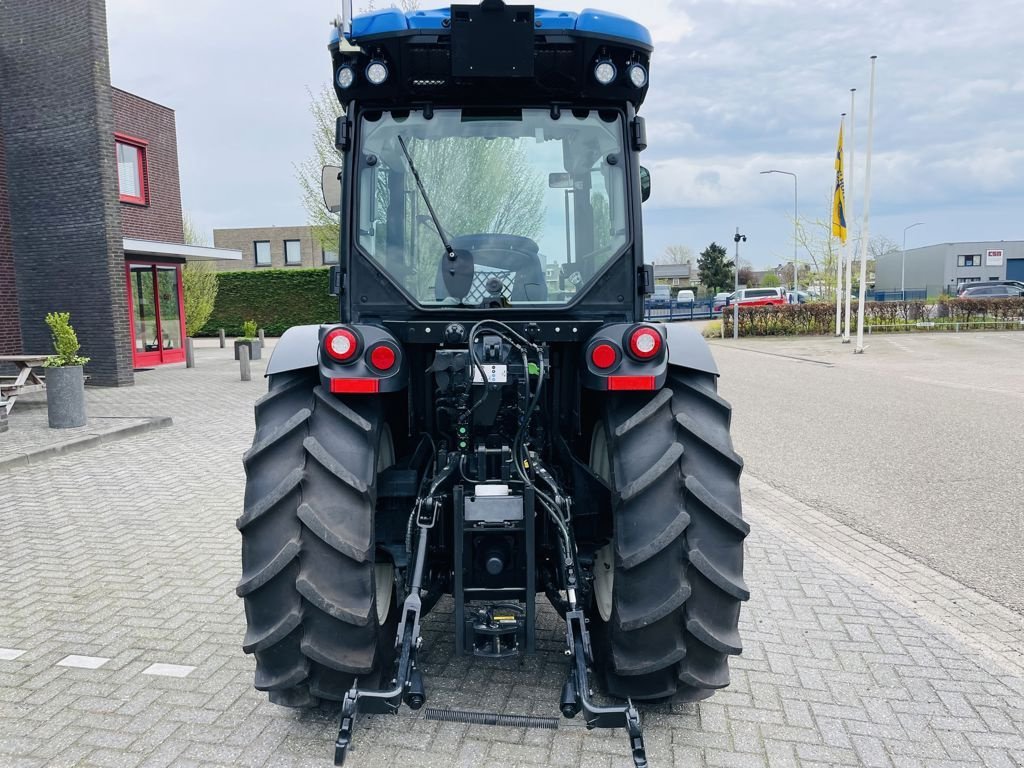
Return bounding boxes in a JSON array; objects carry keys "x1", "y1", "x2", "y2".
[{"x1": 115, "y1": 132, "x2": 149, "y2": 205}]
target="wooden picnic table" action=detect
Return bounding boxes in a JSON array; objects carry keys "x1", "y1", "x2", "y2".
[{"x1": 0, "y1": 355, "x2": 48, "y2": 415}]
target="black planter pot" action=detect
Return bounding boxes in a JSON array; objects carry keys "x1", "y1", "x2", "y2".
[
  {"x1": 234, "y1": 339, "x2": 262, "y2": 361},
  {"x1": 46, "y1": 365, "x2": 87, "y2": 428}
]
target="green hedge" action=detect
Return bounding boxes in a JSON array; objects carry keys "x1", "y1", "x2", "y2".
[{"x1": 198, "y1": 268, "x2": 338, "y2": 337}]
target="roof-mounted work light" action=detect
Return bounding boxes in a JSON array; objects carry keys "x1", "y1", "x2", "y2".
[
  {"x1": 594, "y1": 59, "x2": 617, "y2": 85},
  {"x1": 365, "y1": 60, "x2": 389, "y2": 85},
  {"x1": 627, "y1": 62, "x2": 648, "y2": 88},
  {"x1": 336, "y1": 65, "x2": 355, "y2": 89}
]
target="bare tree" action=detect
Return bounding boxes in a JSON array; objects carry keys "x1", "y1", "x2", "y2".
[{"x1": 657, "y1": 244, "x2": 692, "y2": 265}]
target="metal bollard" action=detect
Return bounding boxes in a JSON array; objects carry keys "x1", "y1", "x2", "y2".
[
  {"x1": 219, "y1": 328, "x2": 225, "y2": 348},
  {"x1": 239, "y1": 345, "x2": 251, "y2": 381},
  {"x1": 258, "y1": 328, "x2": 265, "y2": 346},
  {"x1": 185, "y1": 337, "x2": 195, "y2": 368}
]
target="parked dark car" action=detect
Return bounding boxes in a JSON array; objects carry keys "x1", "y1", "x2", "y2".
[
  {"x1": 957, "y1": 280, "x2": 1024, "y2": 297},
  {"x1": 959, "y1": 284, "x2": 1024, "y2": 298}
]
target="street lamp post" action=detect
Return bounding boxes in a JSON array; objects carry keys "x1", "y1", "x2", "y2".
[
  {"x1": 733, "y1": 228, "x2": 746, "y2": 340},
  {"x1": 901, "y1": 222, "x2": 924, "y2": 298},
  {"x1": 760, "y1": 169, "x2": 798, "y2": 298}
]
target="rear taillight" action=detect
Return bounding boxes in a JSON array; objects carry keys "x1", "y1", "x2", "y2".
[
  {"x1": 324, "y1": 327, "x2": 359, "y2": 362},
  {"x1": 590, "y1": 343, "x2": 618, "y2": 369},
  {"x1": 627, "y1": 326, "x2": 662, "y2": 360},
  {"x1": 369, "y1": 344, "x2": 397, "y2": 371}
]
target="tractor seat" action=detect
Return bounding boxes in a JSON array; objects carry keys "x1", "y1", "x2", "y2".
[{"x1": 435, "y1": 234, "x2": 547, "y2": 304}]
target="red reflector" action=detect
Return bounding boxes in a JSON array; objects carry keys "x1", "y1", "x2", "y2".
[
  {"x1": 590, "y1": 343, "x2": 617, "y2": 369},
  {"x1": 369, "y1": 345, "x2": 396, "y2": 371},
  {"x1": 329, "y1": 377, "x2": 380, "y2": 394},
  {"x1": 607, "y1": 375, "x2": 656, "y2": 391}
]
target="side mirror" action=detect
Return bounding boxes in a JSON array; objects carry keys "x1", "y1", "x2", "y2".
[
  {"x1": 639, "y1": 166, "x2": 651, "y2": 203},
  {"x1": 548, "y1": 172, "x2": 572, "y2": 189},
  {"x1": 321, "y1": 165, "x2": 342, "y2": 213}
]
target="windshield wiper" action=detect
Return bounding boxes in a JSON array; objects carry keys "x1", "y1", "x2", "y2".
[{"x1": 396, "y1": 135, "x2": 474, "y2": 300}]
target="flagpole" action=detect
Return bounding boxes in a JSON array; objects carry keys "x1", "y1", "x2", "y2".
[
  {"x1": 842, "y1": 88, "x2": 856, "y2": 343},
  {"x1": 854, "y1": 56, "x2": 877, "y2": 354},
  {"x1": 835, "y1": 112, "x2": 846, "y2": 336}
]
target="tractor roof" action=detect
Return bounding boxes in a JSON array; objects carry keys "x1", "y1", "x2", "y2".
[
  {"x1": 329, "y1": 3, "x2": 653, "y2": 110},
  {"x1": 334, "y1": 6, "x2": 652, "y2": 51}
]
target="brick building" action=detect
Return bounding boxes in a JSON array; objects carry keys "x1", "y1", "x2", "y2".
[
  {"x1": 211, "y1": 226, "x2": 337, "y2": 271},
  {"x1": 0, "y1": 0, "x2": 238, "y2": 383}
]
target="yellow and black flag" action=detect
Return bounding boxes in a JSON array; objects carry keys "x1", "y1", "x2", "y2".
[{"x1": 832, "y1": 121, "x2": 847, "y2": 244}]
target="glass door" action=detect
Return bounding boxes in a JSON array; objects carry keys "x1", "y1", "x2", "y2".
[{"x1": 125, "y1": 262, "x2": 186, "y2": 367}]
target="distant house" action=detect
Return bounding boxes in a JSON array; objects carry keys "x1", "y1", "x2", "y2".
[
  {"x1": 211, "y1": 226, "x2": 336, "y2": 271},
  {"x1": 653, "y1": 262, "x2": 696, "y2": 292}
]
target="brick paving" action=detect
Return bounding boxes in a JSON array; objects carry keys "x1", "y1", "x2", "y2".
[{"x1": 1, "y1": 342, "x2": 1022, "y2": 767}]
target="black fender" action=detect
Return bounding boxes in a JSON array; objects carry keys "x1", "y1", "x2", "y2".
[
  {"x1": 663, "y1": 322, "x2": 719, "y2": 377},
  {"x1": 265, "y1": 324, "x2": 320, "y2": 377}
]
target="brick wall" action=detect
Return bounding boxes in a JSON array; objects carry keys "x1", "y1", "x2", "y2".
[
  {"x1": 0, "y1": 105, "x2": 21, "y2": 355},
  {"x1": 112, "y1": 88, "x2": 185, "y2": 244},
  {"x1": 0, "y1": 0, "x2": 134, "y2": 386},
  {"x1": 211, "y1": 226, "x2": 329, "y2": 271}
]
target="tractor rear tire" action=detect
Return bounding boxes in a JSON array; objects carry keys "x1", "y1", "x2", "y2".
[
  {"x1": 237, "y1": 369, "x2": 397, "y2": 707},
  {"x1": 589, "y1": 366, "x2": 749, "y2": 703}
]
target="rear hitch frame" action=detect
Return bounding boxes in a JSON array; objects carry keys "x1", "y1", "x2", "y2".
[{"x1": 334, "y1": 491, "x2": 440, "y2": 765}]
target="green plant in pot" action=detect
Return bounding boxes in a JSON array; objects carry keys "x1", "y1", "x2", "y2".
[
  {"x1": 43, "y1": 312, "x2": 90, "y2": 429},
  {"x1": 234, "y1": 318, "x2": 262, "y2": 361}
]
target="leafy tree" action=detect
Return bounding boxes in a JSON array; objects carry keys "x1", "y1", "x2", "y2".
[
  {"x1": 658, "y1": 244, "x2": 692, "y2": 265},
  {"x1": 182, "y1": 211, "x2": 208, "y2": 246},
  {"x1": 182, "y1": 262, "x2": 219, "y2": 337},
  {"x1": 761, "y1": 271, "x2": 781, "y2": 287},
  {"x1": 697, "y1": 242, "x2": 732, "y2": 294}
]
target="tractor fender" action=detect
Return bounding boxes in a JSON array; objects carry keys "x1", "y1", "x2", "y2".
[
  {"x1": 663, "y1": 322, "x2": 719, "y2": 377},
  {"x1": 265, "y1": 324, "x2": 321, "y2": 376}
]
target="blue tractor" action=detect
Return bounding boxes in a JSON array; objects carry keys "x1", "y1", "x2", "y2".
[{"x1": 237, "y1": 3, "x2": 748, "y2": 764}]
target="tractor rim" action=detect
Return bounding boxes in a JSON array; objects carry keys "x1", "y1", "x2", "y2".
[
  {"x1": 589, "y1": 422, "x2": 615, "y2": 623},
  {"x1": 375, "y1": 424, "x2": 395, "y2": 624}
]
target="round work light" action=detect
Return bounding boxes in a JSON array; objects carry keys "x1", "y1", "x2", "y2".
[
  {"x1": 366, "y1": 61, "x2": 389, "y2": 86},
  {"x1": 627, "y1": 63, "x2": 648, "y2": 88},
  {"x1": 336, "y1": 65, "x2": 355, "y2": 89},
  {"x1": 593, "y1": 59, "x2": 617, "y2": 85}
]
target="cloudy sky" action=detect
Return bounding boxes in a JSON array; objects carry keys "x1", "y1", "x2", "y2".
[{"x1": 107, "y1": 0, "x2": 1023, "y2": 269}]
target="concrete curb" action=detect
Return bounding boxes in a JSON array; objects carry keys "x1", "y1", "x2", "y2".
[{"x1": 0, "y1": 416, "x2": 173, "y2": 473}]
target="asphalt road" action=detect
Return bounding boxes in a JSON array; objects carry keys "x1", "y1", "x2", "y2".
[{"x1": 711, "y1": 331, "x2": 1024, "y2": 614}]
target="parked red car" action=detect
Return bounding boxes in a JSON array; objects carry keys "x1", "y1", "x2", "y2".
[{"x1": 721, "y1": 287, "x2": 787, "y2": 310}]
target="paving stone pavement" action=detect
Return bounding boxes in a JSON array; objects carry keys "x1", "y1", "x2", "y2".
[{"x1": 1, "y1": 343, "x2": 1022, "y2": 768}]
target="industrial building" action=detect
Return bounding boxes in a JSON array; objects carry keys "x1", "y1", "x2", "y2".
[{"x1": 874, "y1": 241, "x2": 1024, "y2": 297}]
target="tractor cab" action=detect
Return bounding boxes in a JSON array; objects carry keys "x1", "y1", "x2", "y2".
[{"x1": 325, "y1": 1, "x2": 654, "y2": 330}]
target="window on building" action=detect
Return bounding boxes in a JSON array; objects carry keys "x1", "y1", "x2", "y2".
[
  {"x1": 284, "y1": 240, "x2": 302, "y2": 266},
  {"x1": 255, "y1": 241, "x2": 271, "y2": 266},
  {"x1": 322, "y1": 248, "x2": 339, "y2": 265},
  {"x1": 115, "y1": 136, "x2": 148, "y2": 205},
  {"x1": 956, "y1": 254, "x2": 981, "y2": 267}
]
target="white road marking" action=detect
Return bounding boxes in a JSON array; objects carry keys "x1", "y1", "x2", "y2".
[
  {"x1": 0, "y1": 648, "x2": 26, "y2": 661},
  {"x1": 56, "y1": 655, "x2": 109, "y2": 669},
  {"x1": 141, "y1": 663, "x2": 195, "y2": 678}
]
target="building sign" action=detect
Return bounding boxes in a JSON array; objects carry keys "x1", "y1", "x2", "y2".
[{"x1": 986, "y1": 249, "x2": 1004, "y2": 266}]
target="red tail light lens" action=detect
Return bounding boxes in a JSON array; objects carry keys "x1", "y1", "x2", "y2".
[
  {"x1": 628, "y1": 326, "x2": 662, "y2": 360},
  {"x1": 369, "y1": 344, "x2": 397, "y2": 371},
  {"x1": 590, "y1": 343, "x2": 617, "y2": 370},
  {"x1": 324, "y1": 328, "x2": 358, "y2": 362}
]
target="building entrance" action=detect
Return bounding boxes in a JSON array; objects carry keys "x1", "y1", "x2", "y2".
[{"x1": 125, "y1": 261, "x2": 185, "y2": 367}]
